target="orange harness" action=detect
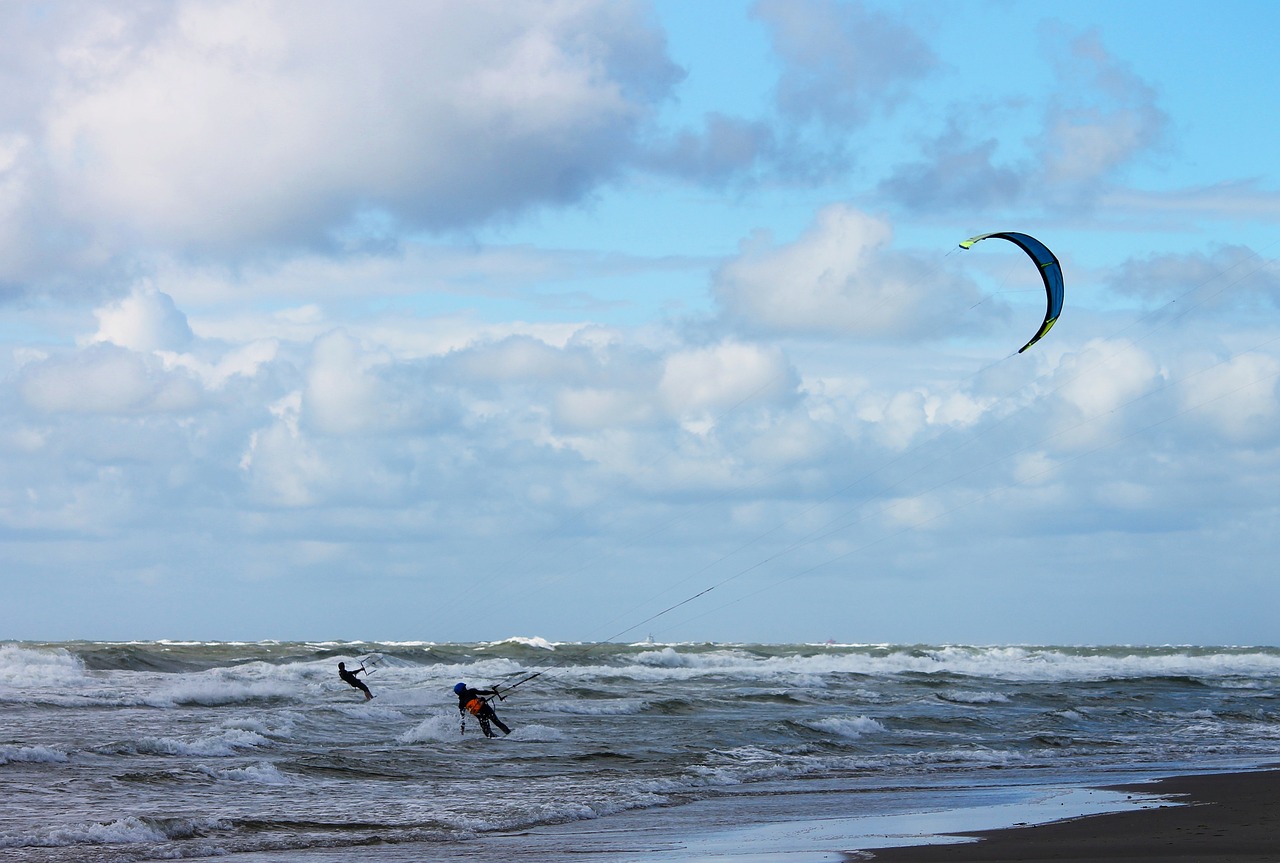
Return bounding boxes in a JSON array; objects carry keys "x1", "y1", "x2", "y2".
[{"x1": 464, "y1": 697, "x2": 485, "y2": 716}]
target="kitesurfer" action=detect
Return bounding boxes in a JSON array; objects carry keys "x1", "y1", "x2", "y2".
[
  {"x1": 454, "y1": 682, "x2": 511, "y2": 737},
  {"x1": 338, "y1": 661, "x2": 373, "y2": 700}
]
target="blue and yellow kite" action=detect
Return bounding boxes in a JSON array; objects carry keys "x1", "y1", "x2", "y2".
[{"x1": 960, "y1": 232, "x2": 1064, "y2": 354}]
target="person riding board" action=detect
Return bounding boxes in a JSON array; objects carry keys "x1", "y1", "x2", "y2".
[
  {"x1": 338, "y1": 661, "x2": 373, "y2": 700},
  {"x1": 454, "y1": 682, "x2": 511, "y2": 737}
]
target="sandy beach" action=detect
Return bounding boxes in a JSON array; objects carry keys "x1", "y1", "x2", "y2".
[{"x1": 864, "y1": 768, "x2": 1280, "y2": 862}]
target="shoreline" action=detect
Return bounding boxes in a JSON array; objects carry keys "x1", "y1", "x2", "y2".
[{"x1": 862, "y1": 767, "x2": 1280, "y2": 862}]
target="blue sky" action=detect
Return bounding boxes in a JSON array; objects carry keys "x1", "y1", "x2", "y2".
[{"x1": 2, "y1": 0, "x2": 1279, "y2": 645}]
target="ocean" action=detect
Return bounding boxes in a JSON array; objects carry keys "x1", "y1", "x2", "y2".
[{"x1": 2, "y1": 640, "x2": 1278, "y2": 862}]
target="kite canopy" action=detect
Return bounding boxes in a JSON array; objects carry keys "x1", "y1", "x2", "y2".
[{"x1": 959, "y1": 231, "x2": 1064, "y2": 354}]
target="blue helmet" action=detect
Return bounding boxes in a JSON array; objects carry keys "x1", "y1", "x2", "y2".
[{"x1": 454, "y1": 682, "x2": 466, "y2": 694}]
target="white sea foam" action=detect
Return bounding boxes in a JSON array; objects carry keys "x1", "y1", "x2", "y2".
[
  {"x1": 0, "y1": 816, "x2": 193, "y2": 848},
  {"x1": 198, "y1": 760, "x2": 293, "y2": 785},
  {"x1": 0, "y1": 644, "x2": 87, "y2": 686},
  {"x1": 804, "y1": 715, "x2": 887, "y2": 739},
  {"x1": 939, "y1": 689, "x2": 1010, "y2": 704},
  {"x1": 0, "y1": 744, "x2": 69, "y2": 765},
  {"x1": 399, "y1": 712, "x2": 466, "y2": 744},
  {"x1": 483, "y1": 636, "x2": 557, "y2": 651},
  {"x1": 553, "y1": 645, "x2": 1280, "y2": 687},
  {"x1": 221, "y1": 715, "x2": 296, "y2": 740},
  {"x1": 134, "y1": 727, "x2": 271, "y2": 758}
]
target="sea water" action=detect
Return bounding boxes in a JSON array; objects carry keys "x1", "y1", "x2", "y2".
[{"x1": 1, "y1": 640, "x2": 1278, "y2": 861}]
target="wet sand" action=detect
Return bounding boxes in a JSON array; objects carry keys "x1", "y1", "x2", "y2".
[{"x1": 864, "y1": 769, "x2": 1280, "y2": 862}]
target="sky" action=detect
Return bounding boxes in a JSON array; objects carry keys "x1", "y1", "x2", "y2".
[{"x1": 2, "y1": 0, "x2": 1279, "y2": 645}]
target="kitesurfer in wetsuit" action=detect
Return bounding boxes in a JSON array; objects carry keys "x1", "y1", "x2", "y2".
[
  {"x1": 454, "y1": 682, "x2": 511, "y2": 737},
  {"x1": 338, "y1": 661, "x2": 373, "y2": 700}
]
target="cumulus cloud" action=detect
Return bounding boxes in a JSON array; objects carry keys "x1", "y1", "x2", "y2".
[
  {"x1": 1179, "y1": 353, "x2": 1280, "y2": 444},
  {"x1": 302, "y1": 331, "x2": 396, "y2": 437},
  {"x1": 658, "y1": 341, "x2": 793, "y2": 421},
  {"x1": 87, "y1": 284, "x2": 193, "y2": 352},
  {"x1": 18, "y1": 345, "x2": 204, "y2": 415},
  {"x1": 1055, "y1": 339, "x2": 1160, "y2": 418},
  {"x1": 4, "y1": 0, "x2": 682, "y2": 279},
  {"x1": 713, "y1": 204, "x2": 981, "y2": 339}
]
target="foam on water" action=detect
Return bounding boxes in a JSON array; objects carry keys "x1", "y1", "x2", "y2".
[
  {"x1": 803, "y1": 715, "x2": 887, "y2": 739},
  {"x1": 128, "y1": 726, "x2": 272, "y2": 758},
  {"x1": 197, "y1": 760, "x2": 294, "y2": 785},
  {"x1": 398, "y1": 712, "x2": 467, "y2": 744},
  {"x1": 0, "y1": 744, "x2": 69, "y2": 765},
  {"x1": 0, "y1": 643, "x2": 87, "y2": 686},
  {"x1": 0, "y1": 815, "x2": 226, "y2": 849},
  {"x1": 482, "y1": 636, "x2": 557, "y2": 651}
]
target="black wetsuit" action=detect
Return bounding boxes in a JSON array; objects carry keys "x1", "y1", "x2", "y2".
[
  {"x1": 339, "y1": 664, "x2": 372, "y2": 700},
  {"x1": 457, "y1": 687, "x2": 511, "y2": 737}
]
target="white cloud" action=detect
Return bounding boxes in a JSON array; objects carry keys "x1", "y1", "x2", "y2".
[
  {"x1": 1038, "y1": 30, "x2": 1168, "y2": 190},
  {"x1": 19, "y1": 345, "x2": 203, "y2": 415},
  {"x1": 87, "y1": 284, "x2": 193, "y2": 352},
  {"x1": 302, "y1": 330, "x2": 395, "y2": 437},
  {"x1": 555, "y1": 386, "x2": 658, "y2": 431},
  {"x1": 158, "y1": 339, "x2": 279, "y2": 390},
  {"x1": 7, "y1": 0, "x2": 680, "y2": 272},
  {"x1": 754, "y1": 0, "x2": 936, "y2": 128},
  {"x1": 658, "y1": 341, "x2": 791, "y2": 420},
  {"x1": 240, "y1": 392, "x2": 328, "y2": 507},
  {"x1": 880, "y1": 28, "x2": 1168, "y2": 216},
  {"x1": 1106, "y1": 245, "x2": 1280, "y2": 309},
  {"x1": 1051, "y1": 339, "x2": 1161, "y2": 443},
  {"x1": 1179, "y1": 352, "x2": 1280, "y2": 443},
  {"x1": 714, "y1": 205, "x2": 979, "y2": 338}
]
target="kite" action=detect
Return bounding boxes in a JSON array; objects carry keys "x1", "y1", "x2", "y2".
[{"x1": 959, "y1": 232, "x2": 1064, "y2": 354}]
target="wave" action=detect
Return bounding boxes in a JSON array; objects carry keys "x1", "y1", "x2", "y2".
[
  {"x1": 0, "y1": 814, "x2": 227, "y2": 849},
  {"x1": 14, "y1": 640, "x2": 1280, "y2": 684},
  {"x1": 481, "y1": 636, "x2": 557, "y2": 651},
  {"x1": 938, "y1": 689, "x2": 1011, "y2": 704},
  {"x1": 799, "y1": 715, "x2": 887, "y2": 739},
  {"x1": 553, "y1": 645, "x2": 1280, "y2": 685},
  {"x1": 98, "y1": 725, "x2": 273, "y2": 758},
  {"x1": 0, "y1": 644, "x2": 87, "y2": 684},
  {"x1": 399, "y1": 713, "x2": 465, "y2": 744},
  {"x1": 0, "y1": 744, "x2": 69, "y2": 766},
  {"x1": 196, "y1": 761, "x2": 294, "y2": 785}
]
